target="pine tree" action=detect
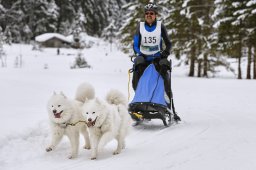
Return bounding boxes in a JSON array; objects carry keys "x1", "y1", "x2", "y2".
[
  {"x1": 54, "y1": 0, "x2": 76, "y2": 35},
  {"x1": 214, "y1": 0, "x2": 244, "y2": 79},
  {"x1": 0, "y1": 1, "x2": 22, "y2": 42},
  {"x1": 102, "y1": 0, "x2": 127, "y2": 42},
  {"x1": 179, "y1": 0, "x2": 207, "y2": 77},
  {"x1": 0, "y1": 0, "x2": 59, "y2": 42},
  {"x1": 164, "y1": 0, "x2": 190, "y2": 60},
  {"x1": 118, "y1": 0, "x2": 145, "y2": 53},
  {"x1": 244, "y1": 0, "x2": 256, "y2": 79}
]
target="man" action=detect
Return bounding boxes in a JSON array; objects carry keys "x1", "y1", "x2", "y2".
[{"x1": 132, "y1": 2, "x2": 172, "y2": 106}]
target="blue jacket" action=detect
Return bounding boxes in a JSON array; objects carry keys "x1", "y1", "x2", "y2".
[{"x1": 133, "y1": 20, "x2": 171, "y2": 61}]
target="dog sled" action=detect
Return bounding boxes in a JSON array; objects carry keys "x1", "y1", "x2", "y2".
[{"x1": 129, "y1": 58, "x2": 181, "y2": 127}]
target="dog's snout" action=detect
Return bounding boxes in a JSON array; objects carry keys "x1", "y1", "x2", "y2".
[
  {"x1": 88, "y1": 118, "x2": 92, "y2": 122},
  {"x1": 53, "y1": 109, "x2": 57, "y2": 114}
]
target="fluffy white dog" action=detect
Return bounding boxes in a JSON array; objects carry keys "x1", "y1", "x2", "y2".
[
  {"x1": 46, "y1": 82, "x2": 95, "y2": 159},
  {"x1": 82, "y1": 89, "x2": 132, "y2": 160}
]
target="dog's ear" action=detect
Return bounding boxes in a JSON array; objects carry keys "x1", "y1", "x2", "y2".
[{"x1": 60, "y1": 91, "x2": 67, "y2": 98}]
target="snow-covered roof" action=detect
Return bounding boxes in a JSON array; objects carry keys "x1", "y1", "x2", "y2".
[
  {"x1": 66, "y1": 32, "x2": 100, "y2": 43},
  {"x1": 35, "y1": 33, "x2": 72, "y2": 43}
]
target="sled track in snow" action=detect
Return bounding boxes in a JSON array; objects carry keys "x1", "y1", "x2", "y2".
[{"x1": 0, "y1": 110, "x2": 250, "y2": 170}]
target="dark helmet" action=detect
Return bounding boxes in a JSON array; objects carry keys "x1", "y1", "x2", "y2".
[{"x1": 144, "y1": 3, "x2": 158, "y2": 13}]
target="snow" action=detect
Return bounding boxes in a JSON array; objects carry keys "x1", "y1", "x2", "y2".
[
  {"x1": 1, "y1": 40, "x2": 256, "y2": 170},
  {"x1": 213, "y1": 17, "x2": 233, "y2": 28},
  {"x1": 182, "y1": 0, "x2": 190, "y2": 8},
  {"x1": 247, "y1": 0, "x2": 256, "y2": 6},
  {"x1": 214, "y1": 0, "x2": 223, "y2": 4},
  {"x1": 197, "y1": 18, "x2": 204, "y2": 26},
  {"x1": 232, "y1": 2, "x2": 240, "y2": 8}
]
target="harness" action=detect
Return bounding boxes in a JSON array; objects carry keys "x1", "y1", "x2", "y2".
[{"x1": 57, "y1": 120, "x2": 88, "y2": 128}]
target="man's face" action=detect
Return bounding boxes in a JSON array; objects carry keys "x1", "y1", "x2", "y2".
[{"x1": 145, "y1": 10, "x2": 156, "y2": 25}]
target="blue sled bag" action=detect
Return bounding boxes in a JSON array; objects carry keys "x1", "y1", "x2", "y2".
[{"x1": 131, "y1": 64, "x2": 167, "y2": 106}]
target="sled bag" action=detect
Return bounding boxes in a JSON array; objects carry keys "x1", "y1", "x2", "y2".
[{"x1": 131, "y1": 64, "x2": 167, "y2": 106}]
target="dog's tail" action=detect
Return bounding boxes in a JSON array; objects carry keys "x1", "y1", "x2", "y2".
[
  {"x1": 106, "y1": 89, "x2": 127, "y2": 106},
  {"x1": 75, "y1": 82, "x2": 95, "y2": 103}
]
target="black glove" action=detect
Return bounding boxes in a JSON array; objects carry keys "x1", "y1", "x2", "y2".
[
  {"x1": 161, "y1": 50, "x2": 170, "y2": 58},
  {"x1": 134, "y1": 55, "x2": 145, "y2": 66},
  {"x1": 159, "y1": 58, "x2": 170, "y2": 67},
  {"x1": 136, "y1": 53, "x2": 147, "y2": 58}
]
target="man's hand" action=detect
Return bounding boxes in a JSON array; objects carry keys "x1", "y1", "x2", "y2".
[
  {"x1": 161, "y1": 50, "x2": 170, "y2": 58},
  {"x1": 136, "y1": 53, "x2": 146, "y2": 58}
]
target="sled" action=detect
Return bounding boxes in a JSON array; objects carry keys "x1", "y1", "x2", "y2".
[{"x1": 129, "y1": 59, "x2": 181, "y2": 127}]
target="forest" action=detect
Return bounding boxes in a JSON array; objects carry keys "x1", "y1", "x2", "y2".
[{"x1": 0, "y1": 0, "x2": 256, "y2": 79}]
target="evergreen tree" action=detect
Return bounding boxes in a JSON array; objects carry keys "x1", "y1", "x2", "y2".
[
  {"x1": 118, "y1": 0, "x2": 148, "y2": 53},
  {"x1": 243, "y1": 0, "x2": 256, "y2": 79},
  {"x1": 179, "y1": 0, "x2": 206, "y2": 77},
  {"x1": 0, "y1": 0, "x2": 59, "y2": 42},
  {"x1": 55, "y1": 0, "x2": 76, "y2": 35},
  {"x1": 214, "y1": 0, "x2": 247, "y2": 79},
  {"x1": 164, "y1": 0, "x2": 190, "y2": 60}
]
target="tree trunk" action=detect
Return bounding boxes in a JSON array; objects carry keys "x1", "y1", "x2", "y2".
[
  {"x1": 237, "y1": 45, "x2": 242, "y2": 79},
  {"x1": 189, "y1": 46, "x2": 196, "y2": 77},
  {"x1": 238, "y1": 56, "x2": 242, "y2": 79},
  {"x1": 254, "y1": 47, "x2": 256, "y2": 79},
  {"x1": 246, "y1": 46, "x2": 251, "y2": 79},
  {"x1": 197, "y1": 59, "x2": 202, "y2": 77},
  {"x1": 203, "y1": 53, "x2": 208, "y2": 77}
]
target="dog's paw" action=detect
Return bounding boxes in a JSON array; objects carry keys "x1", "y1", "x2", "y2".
[
  {"x1": 113, "y1": 150, "x2": 121, "y2": 155},
  {"x1": 84, "y1": 145, "x2": 91, "y2": 150},
  {"x1": 46, "y1": 147, "x2": 53, "y2": 152},
  {"x1": 68, "y1": 155, "x2": 77, "y2": 159}
]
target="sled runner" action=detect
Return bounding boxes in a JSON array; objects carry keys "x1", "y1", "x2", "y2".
[{"x1": 129, "y1": 59, "x2": 181, "y2": 127}]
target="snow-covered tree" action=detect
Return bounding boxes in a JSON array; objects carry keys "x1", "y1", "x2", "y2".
[
  {"x1": 54, "y1": 0, "x2": 76, "y2": 35},
  {"x1": 213, "y1": 0, "x2": 256, "y2": 79},
  {"x1": 163, "y1": 0, "x2": 189, "y2": 59},
  {"x1": 102, "y1": 0, "x2": 127, "y2": 42},
  {"x1": 119, "y1": 0, "x2": 154, "y2": 54},
  {"x1": 243, "y1": 0, "x2": 256, "y2": 79},
  {"x1": 174, "y1": 0, "x2": 217, "y2": 77},
  {"x1": 0, "y1": 0, "x2": 59, "y2": 43}
]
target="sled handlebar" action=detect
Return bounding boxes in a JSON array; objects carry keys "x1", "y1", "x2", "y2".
[
  {"x1": 169, "y1": 59, "x2": 172, "y2": 72},
  {"x1": 131, "y1": 55, "x2": 136, "y2": 63}
]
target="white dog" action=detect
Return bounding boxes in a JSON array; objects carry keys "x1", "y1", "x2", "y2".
[
  {"x1": 82, "y1": 89, "x2": 132, "y2": 160},
  {"x1": 46, "y1": 82, "x2": 95, "y2": 159}
]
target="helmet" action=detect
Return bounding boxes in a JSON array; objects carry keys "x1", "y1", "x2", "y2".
[{"x1": 144, "y1": 3, "x2": 158, "y2": 13}]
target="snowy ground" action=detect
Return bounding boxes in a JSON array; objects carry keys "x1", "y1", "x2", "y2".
[{"x1": 0, "y1": 41, "x2": 256, "y2": 170}]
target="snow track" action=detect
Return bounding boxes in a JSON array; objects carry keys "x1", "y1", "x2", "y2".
[{"x1": 1, "y1": 44, "x2": 256, "y2": 169}]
